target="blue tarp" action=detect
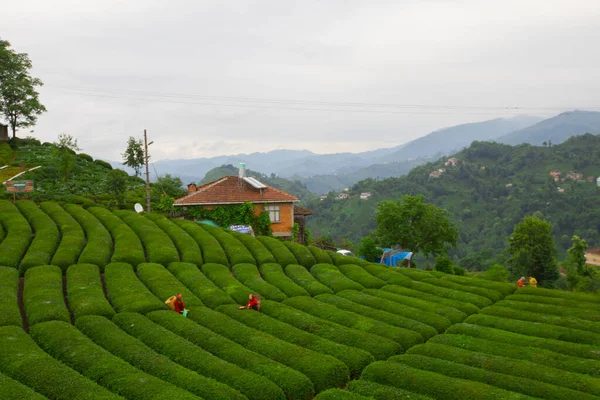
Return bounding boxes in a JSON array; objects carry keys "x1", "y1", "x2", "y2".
[{"x1": 376, "y1": 248, "x2": 413, "y2": 267}]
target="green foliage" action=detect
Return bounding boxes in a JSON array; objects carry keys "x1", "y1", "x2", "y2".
[
  {"x1": 0, "y1": 200, "x2": 31, "y2": 269},
  {"x1": 66, "y1": 264, "x2": 115, "y2": 320},
  {"x1": 398, "y1": 280, "x2": 492, "y2": 309},
  {"x1": 507, "y1": 293, "x2": 600, "y2": 310},
  {"x1": 348, "y1": 380, "x2": 434, "y2": 400},
  {"x1": 152, "y1": 173, "x2": 186, "y2": 199},
  {"x1": 202, "y1": 224, "x2": 256, "y2": 266},
  {"x1": 145, "y1": 213, "x2": 203, "y2": 265},
  {"x1": 76, "y1": 153, "x2": 93, "y2": 162},
  {"x1": 40, "y1": 201, "x2": 85, "y2": 270},
  {"x1": 229, "y1": 230, "x2": 277, "y2": 264},
  {"x1": 63, "y1": 204, "x2": 112, "y2": 269},
  {"x1": 168, "y1": 262, "x2": 235, "y2": 309},
  {"x1": 23, "y1": 265, "x2": 70, "y2": 326},
  {"x1": 258, "y1": 263, "x2": 310, "y2": 297},
  {"x1": 0, "y1": 267, "x2": 21, "y2": 327},
  {"x1": 122, "y1": 136, "x2": 144, "y2": 177},
  {"x1": 52, "y1": 134, "x2": 81, "y2": 187},
  {"x1": 93, "y1": 158, "x2": 112, "y2": 169},
  {"x1": 381, "y1": 284, "x2": 480, "y2": 315},
  {"x1": 105, "y1": 169, "x2": 129, "y2": 206},
  {"x1": 423, "y1": 278, "x2": 504, "y2": 303},
  {"x1": 0, "y1": 373, "x2": 47, "y2": 400},
  {"x1": 362, "y1": 263, "x2": 412, "y2": 285},
  {"x1": 517, "y1": 285, "x2": 600, "y2": 304},
  {"x1": 443, "y1": 273, "x2": 515, "y2": 296},
  {"x1": 310, "y1": 263, "x2": 365, "y2": 293},
  {"x1": 481, "y1": 263, "x2": 510, "y2": 282},
  {"x1": 434, "y1": 256, "x2": 454, "y2": 274},
  {"x1": 283, "y1": 241, "x2": 317, "y2": 268},
  {"x1": 233, "y1": 263, "x2": 286, "y2": 301},
  {"x1": 358, "y1": 236, "x2": 382, "y2": 262},
  {"x1": 565, "y1": 235, "x2": 599, "y2": 292},
  {"x1": 256, "y1": 236, "x2": 297, "y2": 266},
  {"x1": 202, "y1": 262, "x2": 254, "y2": 304},
  {"x1": 174, "y1": 219, "x2": 229, "y2": 265},
  {"x1": 336, "y1": 263, "x2": 386, "y2": 288},
  {"x1": 393, "y1": 267, "x2": 435, "y2": 281},
  {"x1": 187, "y1": 202, "x2": 272, "y2": 236},
  {"x1": 308, "y1": 245, "x2": 333, "y2": 264},
  {"x1": 313, "y1": 389, "x2": 371, "y2": 400},
  {"x1": 285, "y1": 264, "x2": 334, "y2": 296},
  {"x1": 16, "y1": 201, "x2": 60, "y2": 274}
]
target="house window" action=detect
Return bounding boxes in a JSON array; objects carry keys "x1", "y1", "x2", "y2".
[{"x1": 264, "y1": 205, "x2": 280, "y2": 222}]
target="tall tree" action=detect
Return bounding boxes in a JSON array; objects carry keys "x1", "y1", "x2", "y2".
[
  {"x1": 0, "y1": 39, "x2": 46, "y2": 138},
  {"x1": 105, "y1": 169, "x2": 129, "y2": 206},
  {"x1": 373, "y1": 195, "x2": 458, "y2": 259},
  {"x1": 53, "y1": 133, "x2": 80, "y2": 188},
  {"x1": 122, "y1": 136, "x2": 144, "y2": 177},
  {"x1": 507, "y1": 216, "x2": 559, "y2": 286}
]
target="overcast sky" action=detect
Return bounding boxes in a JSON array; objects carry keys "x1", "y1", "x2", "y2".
[{"x1": 3, "y1": 0, "x2": 600, "y2": 161}]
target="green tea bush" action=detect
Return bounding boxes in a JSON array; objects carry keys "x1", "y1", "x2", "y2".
[
  {"x1": 283, "y1": 241, "x2": 317, "y2": 269},
  {"x1": 94, "y1": 159, "x2": 113, "y2": 169},
  {"x1": 327, "y1": 251, "x2": 370, "y2": 267},
  {"x1": 174, "y1": 219, "x2": 229, "y2": 266},
  {"x1": 145, "y1": 213, "x2": 203, "y2": 265},
  {"x1": 423, "y1": 278, "x2": 503, "y2": 302},
  {"x1": 500, "y1": 298, "x2": 600, "y2": 321},
  {"x1": 399, "y1": 280, "x2": 492, "y2": 309},
  {"x1": 362, "y1": 263, "x2": 412, "y2": 285},
  {"x1": 137, "y1": 262, "x2": 204, "y2": 311},
  {"x1": 336, "y1": 263, "x2": 386, "y2": 288},
  {"x1": 66, "y1": 264, "x2": 115, "y2": 320},
  {"x1": 348, "y1": 380, "x2": 434, "y2": 400},
  {"x1": 232, "y1": 263, "x2": 286, "y2": 301},
  {"x1": 76, "y1": 153, "x2": 93, "y2": 162},
  {"x1": 285, "y1": 264, "x2": 334, "y2": 295},
  {"x1": 76, "y1": 315, "x2": 246, "y2": 400},
  {"x1": 202, "y1": 262, "x2": 254, "y2": 304},
  {"x1": 257, "y1": 300, "x2": 400, "y2": 360},
  {"x1": 0, "y1": 223, "x2": 4, "y2": 242},
  {"x1": 363, "y1": 288, "x2": 466, "y2": 324},
  {"x1": 394, "y1": 267, "x2": 436, "y2": 281},
  {"x1": 310, "y1": 264, "x2": 364, "y2": 293},
  {"x1": 229, "y1": 231, "x2": 276, "y2": 265},
  {"x1": 259, "y1": 263, "x2": 309, "y2": 297},
  {"x1": 308, "y1": 245, "x2": 333, "y2": 264},
  {"x1": 40, "y1": 202, "x2": 85, "y2": 270},
  {"x1": 0, "y1": 325, "x2": 120, "y2": 399},
  {"x1": 23, "y1": 265, "x2": 70, "y2": 326},
  {"x1": 168, "y1": 262, "x2": 235, "y2": 308},
  {"x1": 88, "y1": 207, "x2": 145, "y2": 266},
  {"x1": 30, "y1": 321, "x2": 200, "y2": 400},
  {"x1": 442, "y1": 274, "x2": 515, "y2": 297},
  {"x1": 333, "y1": 290, "x2": 441, "y2": 338},
  {"x1": 517, "y1": 286, "x2": 600, "y2": 304},
  {"x1": 216, "y1": 304, "x2": 365, "y2": 381},
  {"x1": 103, "y1": 262, "x2": 167, "y2": 314},
  {"x1": 17, "y1": 201, "x2": 60, "y2": 274},
  {"x1": 0, "y1": 267, "x2": 22, "y2": 327},
  {"x1": 506, "y1": 293, "x2": 600, "y2": 311},
  {"x1": 256, "y1": 236, "x2": 297, "y2": 266},
  {"x1": 149, "y1": 310, "x2": 315, "y2": 400},
  {"x1": 381, "y1": 284, "x2": 479, "y2": 315},
  {"x1": 113, "y1": 312, "x2": 285, "y2": 400},
  {"x1": 201, "y1": 224, "x2": 256, "y2": 266},
  {"x1": 313, "y1": 389, "x2": 371, "y2": 400},
  {"x1": 64, "y1": 204, "x2": 112, "y2": 269},
  {"x1": 115, "y1": 210, "x2": 179, "y2": 266},
  {"x1": 0, "y1": 373, "x2": 47, "y2": 400}
]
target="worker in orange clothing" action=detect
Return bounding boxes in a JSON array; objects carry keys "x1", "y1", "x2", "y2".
[
  {"x1": 517, "y1": 277, "x2": 526, "y2": 288},
  {"x1": 173, "y1": 293, "x2": 186, "y2": 314},
  {"x1": 239, "y1": 294, "x2": 260, "y2": 311}
]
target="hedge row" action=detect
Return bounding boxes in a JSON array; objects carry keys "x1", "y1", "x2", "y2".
[
  {"x1": 40, "y1": 202, "x2": 85, "y2": 270},
  {"x1": 0, "y1": 373, "x2": 47, "y2": 400},
  {"x1": 442, "y1": 274, "x2": 515, "y2": 297},
  {"x1": 327, "y1": 251, "x2": 370, "y2": 267},
  {"x1": 423, "y1": 278, "x2": 504, "y2": 302},
  {"x1": 347, "y1": 380, "x2": 434, "y2": 400},
  {"x1": 174, "y1": 219, "x2": 229, "y2": 266},
  {"x1": 145, "y1": 213, "x2": 203, "y2": 265},
  {"x1": 307, "y1": 245, "x2": 333, "y2": 264},
  {"x1": 66, "y1": 264, "x2": 115, "y2": 320},
  {"x1": 232, "y1": 263, "x2": 287, "y2": 301},
  {"x1": 336, "y1": 264, "x2": 386, "y2": 288},
  {"x1": 313, "y1": 389, "x2": 371, "y2": 400},
  {"x1": 229, "y1": 231, "x2": 276, "y2": 265},
  {"x1": 499, "y1": 298, "x2": 600, "y2": 322},
  {"x1": 76, "y1": 315, "x2": 246, "y2": 400},
  {"x1": 137, "y1": 262, "x2": 204, "y2": 311},
  {"x1": 168, "y1": 262, "x2": 235, "y2": 308},
  {"x1": 23, "y1": 265, "x2": 70, "y2": 326},
  {"x1": 88, "y1": 207, "x2": 145, "y2": 266},
  {"x1": 447, "y1": 323, "x2": 600, "y2": 361},
  {"x1": 0, "y1": 267, "x2": 21, "y2": 327},
  {"x1": 259, "y1": 263, "x2": 309, "y2": 297},
  {"x1": 113, "y1": 312, "x2": 285, "y2": 400},
  {"x1": 149, "y1": 310, "x2": 315, "y2": 400},
  {"x1": 202, "y1": 263, "x2": 255, "y2": 304},
  {"x1": 392, "y1": 267, "x2": 436, "y2": 281},
  {"x1": 380, "y1": 284, "x2": 480, "y2": 315},
  {"x1": 506, "y1": 293, "x2": 600, "y2": 311},
  {"x1": 0, "y1": 223, "x2": 4, "y2": 242},
  {"x1": 285, "y1": 264, "x2": 333, "y2": 295},
  {"x1": 30, "y1": 320, "x2": 200, "y2": 400},
  {"x1": 216, "y1": 304, "x2": 362, "y2": 383},
  {"x1": 283, "y1": 241, "x2": 317, "y2": 269},
  {"x1": 363, "y1": 288, "x2": 466, "y2": 324},
  {"x1": 103, "y1": 262, "x2": 167, "y2": 314},
  {"x1": 335, "y1": 290, "x2": 443, "y2": 338},
  {"x1": 257, "y1": 300, "x2": 400, "y2": 360},
  {"x1": 0, "y1": 325, "x2": 121, "y2": 399},
  {"x1": 17, "y1": 201, "x2": 60, "y2": 274},
  {"x1": 362, "y1": 263, "x2": 412, "y2": 285},
  {"x1": 310, "y1": 264, "x2": 365, "y2": 293},
  {"x1": 114, "y1": 210, "x2": 179, "y2": 266},
  {"x1": 398, "y1": 280, "x2": 492, "y2": 309},
  {"x1": 360, "y1": 360, "x2": 531, "y2": 400},
  {"x1": 64, "y1": 204, "x2": 112, "y2": 269},
  {"x1": 201, "y1": 224, "x2": 256, "y2": 266},
  {"x1": 407, "y1": 342, "x2": 600, "y2": 396},
  {"x1": 517, "y1": 286, "x2": 600, "y2": 304},
  {"x1": 256, "y1": 236, "x2": 297, "y2": 266}
]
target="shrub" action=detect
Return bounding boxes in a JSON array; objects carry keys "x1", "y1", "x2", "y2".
[
  {"x1": 443, "y1": 274, "x2": 515, "y2": 296},
  {"x1": 285, "y1": 264, "x2": 334, "y2": 295},
  {"x1": 310, "y1": 264, "x2": 365, "y2": 293},
  {"x1": 40, "y1": 202, "x2": 85, "y2": 270},
  {"x1": 362, "y1": 263, "x2": 412, "y2": 284},
  {"x1": 202, "y1": 262, "x2": 254, "y2": 304},
  {"x1": 327, "y1": 251, "x2": 370, "y2": 267},
  {"x1": 348, "y1": 380, "x2": 434, "y2": 400},
  {"x1": 380, "y1": 284, "x2": 480, "y2": 315},
  {"x1": 29, "y1": 320, "x2": 200, "y2": 400},
  {"x1": 23, "y1": 265, "x2": 70, "y2": 326},
  {"x1": 148, "y1": 310, "x2": 315, "y2": 400},
  {"x1": 0, "y1": 267, "x2": 22, "y2": 327},
  {"x1": 66, "y1": 264, "x2": 115, "y2": 320},
  {"x1": 259, "y1": 263, "x2": 309, "y2": 297},
  {"x1": 0, "y1": 325, "x2": 120, "y2": 399},
  {"x1": 76, "y1": 152, "x2": 93, "y2": 162},
  {"x1": 229, "y1": 231, "x2": 277, "y2": 264},
  {"x1": 503, "y1": 296, "x2": 600, "y2": 318},
  {"x1": 17, "y1": 201, "x2": 60, "y2": 274},
  {"x1": 313, "y1": 389, "x2": 371, "y2": 399},
  {"x1": 0, "y1": 201, "x2": 32, "y2": 269},
  {"x1": 115, "y1": 210, "x2": 179, "y2": 266},
  {"x1": 76, "y1": 315, "x2": 246, "y2": 400},
  {"x1": 423, "y1": 278, "x2": 503, "y2": 302},
  {"x1": 145, "y1": 213, "x2": 203, "y2": 265},
  {"x1": 256, "y1": 236, "x2": 297, "y2": 266},
  {"x1": 174, "y1": 219, "x2": 229, "y2": 266},
  {"x1": 283, "y1": 241, "x2": 317, "y2": 269},
  {"x1": 336, "y1": 263, "x2": 386, "y2": 288},
  {"x1": 201, "y1": 224, "x2": 256, "y2": 266},
  {"x1": 112, "y1": 312, "x2": 286, "y2": 400},
  {"x1": 434, "y1": 256, "x2": 454, "y2": 274},
  {"x1": 137, "y1": 262, "x2": 204, "y2": 310},
  {"x1": 64, "y1": 204, "x2": 112, "y2": 269},
  {"x1": 481, "y1": 263, "x2": 510, "y2": 282},
  {"x1": 452, "y1": 265, "x2": 466, "y2": 276},
  {"x1": 507, "y1": 293, "x2": 599, "y2": 310},
  {"x1": 88, "y1": 207, "x2": 145, "y2": 266},
  {"x1": 398, "y1": 280, "x2": 491, "y2": 309},
  {"x1": 308, "y1": 245, "x2": 333, "y2": 264},
  {"x1": 93, "y1": 158, "x2": 112, "y2": 169},
  {"x1": 0, "y1": 373, "x2": 47, "y2": 400},
  {"x1": 216, "y1": 304, "x2": 363, "y2": 382},
  {"x1": 394, "y1": 267, "x2": 436, "y2": 281},
  {"x1": 233, "y1": 263, "x2": 287, "y2": 301},
  {"x1": 103, "y1": 262, "x2": 167, "y2": 314},
  {"x1": 168, "y1": 262, "x2": 235, "y2": 308},
  {"x1": 517, "y1": 286, "x2": 600, "y2": 304}
]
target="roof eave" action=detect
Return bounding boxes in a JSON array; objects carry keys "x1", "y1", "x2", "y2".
[{"x1": 174, "y1": 199, "x2": 298, "y2": 206}]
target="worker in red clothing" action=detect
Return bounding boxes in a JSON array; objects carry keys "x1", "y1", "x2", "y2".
[
  {"x1": 517, "y1": 277, "x2": 526, "y2": 288},
  {"x1": 173, "y1": 293, "x2": 185, "y2": 314},
  {"x1": 239, "y1": 294, "x2": 260, "y2": 311}
]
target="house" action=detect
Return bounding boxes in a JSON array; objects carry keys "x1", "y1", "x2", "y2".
[
  {"x1": 445, "y1": 157, "x2": 458, "y2": 167},
  {"x1": 360, "y1": 192, "x2": 372, "y2": 200},
  {"x1": 429, "y1": 168, "x2": 445, "y2": 178},
  {"x1": 585, "y1": 248, "x2": 600, "y2": 267},
  {"x1": 0, "y1": 123, "x2": 8, "y2": 142},
  {"x1": 336, "y1": 192, "x2": 349, "y2": 200},
  {"x1": 550, "y1": 170, "x2": 561, "y2": 181},
  {"x1": 565, "y1": 171, "x2": 584, "y2": 181},
  {"x1": 174, "y1": 173, "x2": 305, "y2": 238},
  {"x1": 505, "y1": 183, "x2": 513, "y2": 188}
]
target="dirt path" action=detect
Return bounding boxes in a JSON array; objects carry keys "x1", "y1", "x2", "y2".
[
  {"x1": 18, "y1": 276, "x2": 29, "y2": 333},
  {"x1": 62, "y1": 274, "x2": 75, "y2": 325}
]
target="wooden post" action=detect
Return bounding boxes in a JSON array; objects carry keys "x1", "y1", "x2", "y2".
[{"x1": 144, "y1": 129, "x2": 151, "y2": 213}]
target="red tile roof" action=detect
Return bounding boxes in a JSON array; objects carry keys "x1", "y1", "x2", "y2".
[
  {"x1": 174, "y1": 176, "x2": 298, "y2": 206},
  {"x1": 586, "y1": 247, "x2": 600, "y2": 255}
]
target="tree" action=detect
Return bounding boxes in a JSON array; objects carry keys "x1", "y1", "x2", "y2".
[
  {"x1": 53, "y1": 133, "x2": 80, "y2": 188},
  {"x1": 373, "y1": 195, "x2": 458, "y2": 259},
  {"x1": 507, "y1": 216, "x2": 559, "y2": 286},
  {"x1": 105, "y1": 169, "x2": 129, "y2": 206},
  {"x1": 358, "y1": 236, "x2": 382, "y2": 262},
  {"x1": 122, "y1": 136, "x2": 144, "y2": 177},
  {"x1": 151, "y1": 174, "x2": 186, "y2": 200},
  {"x1": 0, "y1": 39, "x2": 46, "y2": 138},
  {"x1": 434, "y1": 256, "x2": 454, "y2": 274}
]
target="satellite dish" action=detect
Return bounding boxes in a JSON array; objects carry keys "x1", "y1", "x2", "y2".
[{"x1": 134, "y1": 203, "x2": 144, "y2": 213}]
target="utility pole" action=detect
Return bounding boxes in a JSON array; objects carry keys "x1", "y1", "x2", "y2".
[{"x1": 144, "y1": 129, "x2": 151, "y2": 213}]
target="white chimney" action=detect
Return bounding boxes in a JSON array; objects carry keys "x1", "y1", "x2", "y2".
[{"x1": 239, "y1": 162, "x2": 246, "y2": 179}]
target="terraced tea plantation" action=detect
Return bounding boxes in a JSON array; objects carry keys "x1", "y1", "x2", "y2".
[{"x1": 1, "y1": 199, "x2": 599, "y2": 400}]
